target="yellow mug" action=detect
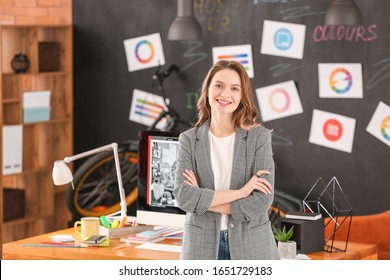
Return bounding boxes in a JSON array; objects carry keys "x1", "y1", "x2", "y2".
[{"x1": 74, "y1": 217, "x2": 100, "y2": 239}]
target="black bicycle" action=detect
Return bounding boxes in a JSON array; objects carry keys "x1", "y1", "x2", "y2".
[{"x1": 67, "y1": 65, "x2": 302, "y2": 225}]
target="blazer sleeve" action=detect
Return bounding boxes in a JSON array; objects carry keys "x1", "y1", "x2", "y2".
[
  {"x1": 230, "y1": 128, "x2": 275, "y2": 222},
  {"x1": 173, "y1": 132, "x2": 214, "y2": 215}
]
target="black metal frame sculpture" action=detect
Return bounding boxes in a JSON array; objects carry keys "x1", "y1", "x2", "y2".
[{"x1": 303, "y1": 177, "x2": 353, "y2": 253}]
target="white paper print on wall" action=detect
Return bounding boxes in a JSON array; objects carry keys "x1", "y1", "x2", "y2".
[
  {"x1": 123, "y1": 33, "x2": 165, "y2": 72},
  {"x1": 366, "y1": 101, "x2": 390, "y2": 147},
  {"x1": 260, "y1": 20, "x2": 306, "y2": 59},
  {"x1": 309, "y1": 109, "x2": 356, "y2": 153},
  {"x1": 212, "y1": 44, "x2": 254, "y2": 78},
  {"x1": 129, "y1": 89, "x2": 168, "y2": 129},
  {"x1": 318, "y1": 63, "x2": 363, "y2": 98},
  {"x1": 256, "y1": 80, "x2": 303, "y2": 122}
]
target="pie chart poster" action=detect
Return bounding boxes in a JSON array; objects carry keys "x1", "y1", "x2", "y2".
[{"x1": 318, "y1": 63, "x2": 363, "y2": 99}]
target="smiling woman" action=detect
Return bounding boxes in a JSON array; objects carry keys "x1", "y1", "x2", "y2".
[
  {"x1": 173, "y1": 60, "x2": 280, "y2": 260},
  {"x1": 208, "y1": 68, "x2": 242, "y2": 120}
]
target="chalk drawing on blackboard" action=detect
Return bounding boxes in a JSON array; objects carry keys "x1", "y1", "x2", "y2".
[
  {"x1": 256, "y1": 80, "x2": 303, "y2": 122},
  {"x1": 261, "y1": 20, "x2": 306, "y2": 59},
  {"x1": 212, "y1": 44, "x2": 254, "y2": 78},
  {"x1": 269, "y1": 62, "x2": 312, "y2": 77},
  {"x1": 129, "y1": 89, "x2": 168, "y2": 129},
  {"x1": 366, "y1": 101, "x2": 390, "y2": 147},
  {"x1": 280, "y1": 6, "x2": 326, "y2": 20},
  {"x1": 318, "y1": 63, "x2": 363, "y2": 99},
  {"x1": 366, "y1": 58, "x2": 390, "y2": 90},
  {"x1": 186, "y1": 92, "x2": 200, "y2": 110},
  {"x1": 123, "y1": 33, "x2": 165, "y2": 72},
  {"x1": 309, "y1": 109, "x2": 356, "y2": 153},
  {"x1": 271, "y1": 129, "x2": 293, "y2": 147},
  {"x1": 180, "y1": 41, "x2": 208, "y2": 73}
]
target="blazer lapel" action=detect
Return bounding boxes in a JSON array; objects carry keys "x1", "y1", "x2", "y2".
[
  {"x1": 230, "y1": 127, "x2": 248, "y2": 190},
  {"x1": 195, "y1": 121, "x2": 215, "y2": 190}
]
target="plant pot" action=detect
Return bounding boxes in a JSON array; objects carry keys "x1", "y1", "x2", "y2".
[{"x1": 278, "y1": 240, "x2": 296, "y2": 259}]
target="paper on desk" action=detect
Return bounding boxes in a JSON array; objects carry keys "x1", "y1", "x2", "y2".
[
  {"x1": 50, "y1": 235, "x2": 75, "y2": 243},
  {"x1": 281, "y1": 254, "x2": 312, "y2": 260}
]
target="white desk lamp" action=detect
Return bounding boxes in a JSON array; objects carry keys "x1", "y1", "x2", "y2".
[{"x1": 52, "y1": 143, "x2": 127, "y2": 226}]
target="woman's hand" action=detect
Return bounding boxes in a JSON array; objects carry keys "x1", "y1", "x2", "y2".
[
  {"x1": 239, "y1": 170, "x2": 272, "y2": 198},
  {"x1": 183, "y1": 169, "x2": 199, "y2": 188}
]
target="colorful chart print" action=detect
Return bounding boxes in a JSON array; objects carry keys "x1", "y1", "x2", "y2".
[
  {"x1": 129, "y1": 89, "x2": 168, "y2": 129},
  {"x1": 381, "y1": 116, "x2": 390, "y2": 141},
  {"x1": 256, "y1": 80, "x2": 303, "y2": 122},
  {"x1": 329, "y1": 68, "x2": 352, "y2": 94},
  {"x1": 216, "y1": 54, "x2": 250, "y2": 71},
  {"x1": 268, "y1": 88, "x2": 291, "y2": 113},
  {"x1": 123, "y1": 33, "x2": 165, "y2": 72},
  {"x1": 261, "y1": 20, "x2": 306, "y2": 59},
  {"x1": 323, "y1": 119, "x2": 343, "y2": 141},
  {"x1": 134, "y1": 98, "x2": 164, "y2": 118},
  {"x1": 135, "y1": 40, "x2": 155, "y2": 64},
  {"x1": 212, "y1": 44, "x2": 254, "y2": 78},
  {"x1": 309, "y1": 109, "x2": 356, "y2": 153},
  {"x1": 318, "y1": 63, "x2": 363, "y2": 98},
  {"x1": 366, "y1": 101, "x2": 390, "y2": 147},
  {"x1": 274, "y1": 28, "x2": 293, "y2": 51}
]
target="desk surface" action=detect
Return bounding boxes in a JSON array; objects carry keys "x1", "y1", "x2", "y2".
[{"x1": 2, "y1": 228, "x2": 378, "y2": 260}]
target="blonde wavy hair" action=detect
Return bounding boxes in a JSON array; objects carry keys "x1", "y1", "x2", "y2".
[{"x1": 195, "y1": 60, "x2": 260, "y2": 129}]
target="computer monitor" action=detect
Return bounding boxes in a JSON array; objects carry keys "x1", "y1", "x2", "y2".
[{"x1": 137, "y1": 130, "x2": 186, "y2": 228}]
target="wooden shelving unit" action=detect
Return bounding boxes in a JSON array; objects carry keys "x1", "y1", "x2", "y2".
[{"x1": 0, "y1": 25, "x2": 73, "y2": 254}]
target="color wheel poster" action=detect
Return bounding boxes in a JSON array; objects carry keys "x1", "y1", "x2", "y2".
[
  {"x1": 309, "y1": 109, "x2": 356, "y2": 153},
  {"x1": 366, "y1": 101, "x2": 390, "y2": 147},
  {"x1": 124, "y1": 33, "x2": 165, "y2": 72},
  {"x1": 129, "y1": 89, "x2": 168, "y2": 129},
  {"x1": 212, "y1": 44, "x2": 254, "y2": 78},
  {"x1": 260, "y1": 20, "x2": 306, "y2": 59},
  {"x1": 318, "y1": 63, "x2": 363, "y2": 98},
  {"x1": 256, "y1": 80, "x2": 303, "y2": 122}
]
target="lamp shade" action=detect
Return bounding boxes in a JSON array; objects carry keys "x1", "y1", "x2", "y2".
[
  {"x1": 168, "y1": 0, "x2": 202, "y2": 40},
  {"x1": 52, "y1": 160, "x2": 73, "y2": 185},
  {"x1": 325, "y1": 0, "x2": 363, "y2": 26}
]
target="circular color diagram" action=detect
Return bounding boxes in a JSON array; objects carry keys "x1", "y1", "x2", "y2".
[
  {"x1": 329, "y1": 68, "x2": 352, "y2": 94},
  {"x1": 273, "y1": 28, "x2": 293, "y2": 51},
  {"x1": 135, "y1": 40, "x2": 155, "y2": 64},
  {"x1": 268, "y1": 88, "x2": 290, "y2": 113},
  {"x1": 323, "y1": 119, "x2": 343, "y2": 141},
  {"x1": 380, "y1": 115, "x2": 390, "y2": 141}
]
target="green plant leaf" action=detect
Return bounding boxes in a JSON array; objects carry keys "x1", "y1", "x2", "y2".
[{"x1": 272, "y1": 225, "x2": 294, "y2": 242}]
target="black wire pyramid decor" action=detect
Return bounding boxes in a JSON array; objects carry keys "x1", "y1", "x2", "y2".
[{"x1": 303, "y1": 177, "x2": 353, "y2": 253}]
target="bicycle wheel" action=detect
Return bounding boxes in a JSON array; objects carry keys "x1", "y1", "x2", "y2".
[{"x1": 66, "y1": 149, "x2": 139, "y2": 220}]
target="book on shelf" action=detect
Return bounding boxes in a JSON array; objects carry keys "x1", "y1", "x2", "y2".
[{"x1": 285, "y1": 211, "x2": 322, "y2": 221}]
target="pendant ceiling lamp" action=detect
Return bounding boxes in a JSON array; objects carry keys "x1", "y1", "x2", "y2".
[
  {"x1": 325, "y1": 0, "x2": 363, "y2": 26},
  {"x1": 168, "y1": 0, "x2": 202, "y2": 40}
]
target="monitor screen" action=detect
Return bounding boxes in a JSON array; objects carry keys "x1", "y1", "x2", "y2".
[{"x1": 137, "y1": 130, "x2": 185, "y2": 228}]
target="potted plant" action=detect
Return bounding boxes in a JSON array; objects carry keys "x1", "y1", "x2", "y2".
[{"x1": 273, "y1": 225, "x2": 296, "y2": 259}]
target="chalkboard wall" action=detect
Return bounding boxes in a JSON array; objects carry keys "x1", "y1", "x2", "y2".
[{"x1": 73, "y1": 0, "x2": 390, "y2": 215}]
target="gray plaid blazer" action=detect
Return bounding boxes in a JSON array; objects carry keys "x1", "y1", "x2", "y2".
[{"x1": 173, "y1": 121, "x2": 280, "y2": 260}]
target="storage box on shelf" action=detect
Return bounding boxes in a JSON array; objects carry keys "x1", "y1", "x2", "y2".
[{"x1": 0, "y1": 25, "x2": 73, "y2": 253}]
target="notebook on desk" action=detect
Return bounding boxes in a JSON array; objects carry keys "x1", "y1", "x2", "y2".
[{"x1": 135, "y1": 242, "x2": 182, "y2": 253}]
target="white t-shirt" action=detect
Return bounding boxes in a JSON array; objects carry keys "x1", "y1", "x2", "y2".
[{"x1": 208, "y1": 129, "x2": 236, "y2": 230}]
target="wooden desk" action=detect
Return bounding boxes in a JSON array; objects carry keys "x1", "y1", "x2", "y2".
[
  {"x1": 308, "y1": 242, "x2": 378, "y2": 260},
  {"x1": 2, "y1": 228, "x2": 378, "y2": 260},
  {"x1": 2, "y1": 228, "x2": 180, "y2": 260}
]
